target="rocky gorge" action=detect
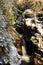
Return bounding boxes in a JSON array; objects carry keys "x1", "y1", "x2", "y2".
[{"x1": 0, "y1": 0, "x2": 43, "y2": 65}]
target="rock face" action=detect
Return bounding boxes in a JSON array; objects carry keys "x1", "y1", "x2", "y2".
[
  {"x1": 0, "y1": 8, "x2": 21, "y2": 65},
  {"x1": 0, "y1": 27, "x2": 21, "y2": 65},
  {"x1": 15, "y1": 6, "x2": 43, "y2": 65},
  {"x1": 24, "y1": 8, "x2": 43, "y2": 65}
]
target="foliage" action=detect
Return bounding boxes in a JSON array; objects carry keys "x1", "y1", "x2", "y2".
[{"x1": 0, "y1": 0, "x2": 16, "y2": 25}]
